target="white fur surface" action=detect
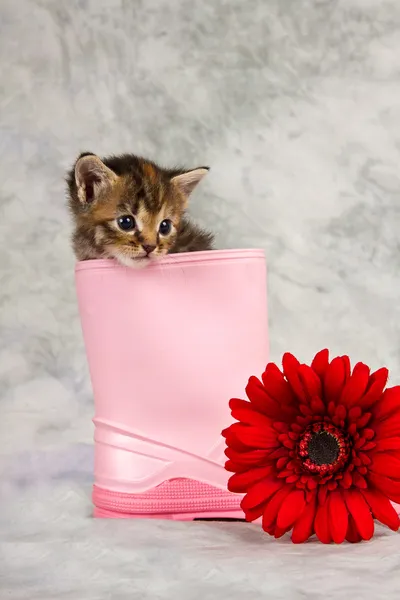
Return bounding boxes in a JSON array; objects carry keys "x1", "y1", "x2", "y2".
[{"x1": 1, "y1": 0, "x2": 400, "y2": 597}]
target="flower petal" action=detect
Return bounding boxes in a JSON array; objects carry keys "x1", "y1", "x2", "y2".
[
  {"x1": 348, "y1": 406, "x2": 362, "y2": 421},
  {"x1": 310, "y1": 396, "x2": 326, "y2": 415},
  {"x1": 311, "y1": 348, "x2": 329, "y2": 379},
  {"x1": 230, "y1": 403, "x2": 274, "y2": 429},
  {"x1": 361, "y1": 488, "x2": 400, "y2": 532},
  {"x1": 314, "y1": 501, "x2": 332, "y2": 544},
  {"x1": 245, "y1": 376, "x2": 278, "y2": 416},
  {"x1": 261, "y1": 363, "x2": 295, "y2": 405},
  {"x1": 359, "y1": 368, "x2": 389, "y2": 410},
  {"x1": 243, "y1": 503, "x2": 265, "y2": 522},
  {"x1": 374, "y1": 438, "x2": 400, "y2": 452},
  {"x1": 273, "y1": 525, "x2": 291, "y2": 539},
  {"x1": 335, "y1": 404, "x2": 347, "y2": 421},
  {"x1": 368, "y1": 472, "x2": 400, "y2": 499},
  {"x1": 225, "y1": 447, "x2": 273, "y2": 466},
  {"x1": 273, "y1": 422, "x2": 289, "y2": 433},
  {"x1": 228, "y1": 465, "x2": 273, "y2": 493},
  {"x1": 225, "y1": 460, "x2": 249, "y2": 473},
  {"x1": 318, "y1": 485, "x2": 328, "y2": 506},
  {"x1": 341, "y1": 355, "x2": 351, "y2": 380},
  {"x1": 222, "y1": 425, "x2": 250, "y2": 452},
  {"x1": 241, "y1": 478, "x2": 283, "y2": 512},
  {"x1": 356, "y1": 412, "x2": 372, "y2": 429},
  {"x1": 268, "y1": 447, "x2": 289, "y2": 460},
  {"x1": 291, "y1": 492, "x2": 317, "y2": 543},
  {"x1": 262, "y1": 486, "x2": 293, "y2": 530},
  {"x1": 362, "y1": 441, "x2": 377, "y2": 451},
  {"x1": 373, "y1": 386, "x2": 400, "y2": 421},
  {"x1": 340, "y1": 362, "x2": 370, "y2": 407},
  {"x1": 344, "y1": 489, "x2": 374, "y2": 540},
  {"x1": 298, "y1": 365, "x2": 322, "y2": 401},
  {"x1": 370, "y1": 453, "x2": 400, "y2": 478},
  {"x1": 346, "y1": 514, "x2": 362, "y2": 543},
  {"x1": 374, "y1": 415, "x2": 400, "y2": 440},
  {"x1": 328, "y1": 490, "x2": 348, "y2": 544},
  {"x1": 324, "y1": 357, "x2": 347, "y2": 404},
  {"x1": 276, "y1": 489, "x2": 306, "y2": 530},
  {"x1": 282, "y1": 353, "x2": 307, "y2": 402},
  {"x1": 353, "y1": 472, "x2": 368, "y2": 489},
  {"x1": 358, "y1": 452, "x2": 372, "y2": 465},
  {"x1": 229, "y1": 398, "x2": 251, "y2": 411},
  {"x1": 229, "y1": 423, "x2": 279, "y2": 450},
  {"x1": 263, "y1": 520, "x2": 292, "y2": 539},
  {"x1": 340, "y1": 470, "x2": 353, "y2": 489},
  {"x1": 245, "y1": 377, "x2": 295, "y2": 420}
]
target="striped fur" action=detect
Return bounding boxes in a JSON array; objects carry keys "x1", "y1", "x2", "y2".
[{"x1": 66, "y1": 152, "x2": 213, "y2": 267}]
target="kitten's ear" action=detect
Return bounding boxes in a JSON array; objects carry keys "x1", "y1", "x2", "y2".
[
  {"x1": 171, "y1": 167, "x2": 209, "y2": 199},
  {"x1": 74, "y1": 153, "x2": 117, "y2": 204}
]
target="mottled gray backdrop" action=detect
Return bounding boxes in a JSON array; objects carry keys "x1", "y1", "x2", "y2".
[{"x1": 1, "y1": 1, "x2": 400, "y2": 598}]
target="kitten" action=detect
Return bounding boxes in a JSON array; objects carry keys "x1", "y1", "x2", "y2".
[{"x1": 66, "y1": 152, "x2": 214, "y2": 267}]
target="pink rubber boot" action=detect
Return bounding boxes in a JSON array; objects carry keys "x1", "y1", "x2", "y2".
[{"x1": 75, "y1": 249, "x2": 268, "y2": 520}]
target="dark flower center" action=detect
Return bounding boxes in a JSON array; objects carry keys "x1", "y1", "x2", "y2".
[
  {"x1": 307, "y1": 431, "x2": 339, "y2": 466},
  {"x1": 298, "y1": 422, "x2": 350, "y2": 477}
]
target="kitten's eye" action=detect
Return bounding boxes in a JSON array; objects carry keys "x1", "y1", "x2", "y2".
[
  {"x1": 117, "y1": 215, "x2": 136, "y2": 231},
  {"x1": 159, "y1": 219, "x2": 172, "y2": 235}
]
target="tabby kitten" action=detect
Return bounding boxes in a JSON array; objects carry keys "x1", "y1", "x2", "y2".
[{"x1": 66, "y1": 153, "x2": 214, "y2": 267}]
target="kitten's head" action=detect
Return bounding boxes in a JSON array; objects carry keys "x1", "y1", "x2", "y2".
[{"x1": 67, "y1": 153, "x2": 209, "y2": 267}]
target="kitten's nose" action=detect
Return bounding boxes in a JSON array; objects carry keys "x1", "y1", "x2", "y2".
[{"x1": 142, "y1": 244, "x2": 156, "y2": 255}]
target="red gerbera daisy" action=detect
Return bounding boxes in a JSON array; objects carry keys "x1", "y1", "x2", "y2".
[{"x1": 222, "y1": 349, "x2": 400, "y2": 543}]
